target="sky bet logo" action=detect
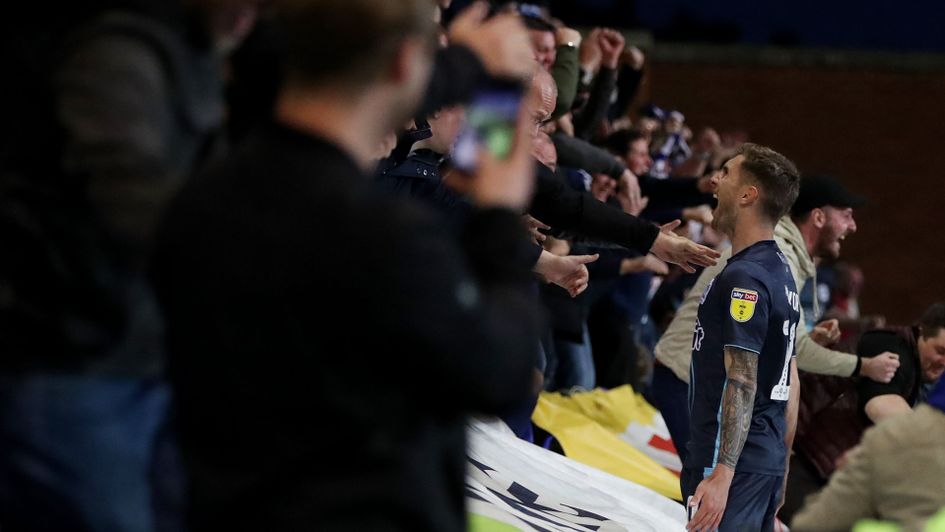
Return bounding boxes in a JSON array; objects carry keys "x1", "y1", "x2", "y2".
[
  {"x1": 730, "y1": 288, "x2": 759, "y2": 322},
  {"x1": 731, "y1": 289, "x2": 758, "y2": 302}
]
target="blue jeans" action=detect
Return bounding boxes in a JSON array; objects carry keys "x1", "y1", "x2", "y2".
[
  {"x1": 0, "y1": 375, "x2": 182, "y2": 532},
  {"x1": 651, "y1": 363, "x2": 691, "y2": 464},
  {"x1": 553, "y1": 323, "x2": 595, "y2": 391},
  {"x1": 500, "y1": 391, "x2": 539, "y2": 443}
]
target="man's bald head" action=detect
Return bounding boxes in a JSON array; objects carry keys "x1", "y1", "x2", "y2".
[{"x1": 527, "y1": 68, "x2": 557, "y2": 128}]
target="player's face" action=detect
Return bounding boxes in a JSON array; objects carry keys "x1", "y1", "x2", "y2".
[
  {"x1": 918, "y1": 328, "x2": 945, "y2": 382},
  {"x1": 710, "y1": 155, "x2": 746, "y2": 237},
  {"x1": 814, "y1": 206, "x2": 857, "y2": 260}
]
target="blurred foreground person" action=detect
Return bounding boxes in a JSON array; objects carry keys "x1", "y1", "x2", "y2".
[
  {"x1": 0, "y1": 1, "x2": 260, "y2": 530},
  {"x1": 154, "y1": 1, "x2": 541, "y2": 530}
]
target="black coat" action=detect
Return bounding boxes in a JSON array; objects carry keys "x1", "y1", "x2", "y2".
[
  {"x1": 0, "y1": 8, "x2": 223, "y2": 374},
  {"x1": 153, "y1": 122, "x2": 540, "y2": 531},
  {"x1": 531, "y1": 163, "x2": 660, "y2": 254}
]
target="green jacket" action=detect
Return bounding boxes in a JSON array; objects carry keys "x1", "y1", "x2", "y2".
[{"x1": 550, "y1": 44, "x2": 579, "y2": 120}]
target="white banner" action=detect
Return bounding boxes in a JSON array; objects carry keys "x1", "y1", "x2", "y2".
[{"x1": 466, "y1": 418, "x2": 687, "y2": 532}]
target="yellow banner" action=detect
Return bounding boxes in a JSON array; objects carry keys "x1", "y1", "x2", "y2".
[{"x1": 532, "y1": 386, "x2": 683, "y2": 501}]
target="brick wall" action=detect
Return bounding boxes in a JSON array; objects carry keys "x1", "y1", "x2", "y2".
[{"x1": 642, "y1": 59, "x2": 945, "y2": 323}]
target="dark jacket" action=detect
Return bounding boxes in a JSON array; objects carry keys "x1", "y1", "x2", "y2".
[
  {"x1": 376, "y1": 149, "x2": 468, "y2": 216},
  {"x1": 795, "y1": 326, "x2": 919, "y2": 480},
  {"x1": 153, "y1": 123, "x2": 540, "y2": 532},
  {"x1": 572, "y1": 66, "x2": 618, "y2": 141},
  {"x1": 0, "y1": 8, "x2": 223, "y2": 374},
  {"x1": 553, "y1": 131, "x2": 626, "y2": 179},
  {"x1": 377, "y1": 155, "x2": 661, "y2": 262},
  {"x1": 531, "y1": 163, "x2": 660, "y2": 254},
  {"x1": 609, "y1": 63, "x2": 644, "y2": 121},
  {"x1": 857, "y1": 326, "x2": 924, "y2": 421},
  {"x1": 551, "y1": 132, "x2": 714, "y2": 213},
  {"x1": 375, "y1": 150, "x2": 547, "y2": 267}
]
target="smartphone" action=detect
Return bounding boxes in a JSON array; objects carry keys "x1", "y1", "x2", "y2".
[{"x1": 451, "y1": 79, "x2": 523, "y2": 173}]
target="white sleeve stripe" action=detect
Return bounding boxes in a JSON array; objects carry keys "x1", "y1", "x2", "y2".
[{"x1": 723, "y1": 343, "x2": 762, "y2": 355}]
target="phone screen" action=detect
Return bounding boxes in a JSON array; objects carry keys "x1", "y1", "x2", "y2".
[{"x1": 452, "y1": 80, "x2": 523, "y2": 173}]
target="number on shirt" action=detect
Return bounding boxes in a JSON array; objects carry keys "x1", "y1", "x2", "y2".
[{"x1": 771, "y1": 320, "x2": 796, "y2": 401}]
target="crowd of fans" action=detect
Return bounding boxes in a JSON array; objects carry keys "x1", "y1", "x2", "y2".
[{"x1": 1, "y1": 0, "x2": 943, "y2": 531}]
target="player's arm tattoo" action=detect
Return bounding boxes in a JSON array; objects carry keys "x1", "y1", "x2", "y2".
[{"x1": 718, "y1": 346, "x2": 759, "y2": 470}]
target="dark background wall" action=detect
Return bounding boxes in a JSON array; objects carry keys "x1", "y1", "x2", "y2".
[
  {"x1": 548, "y1": 0, "x2": 945, "y2": 53},
  {"x1": 639, "y1": 57, "x2": 945, "y2": 323}
]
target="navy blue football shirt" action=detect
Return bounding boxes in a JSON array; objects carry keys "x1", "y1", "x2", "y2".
[{"x1": 687, "y1": 240, "x2": 800, "y2": 477}]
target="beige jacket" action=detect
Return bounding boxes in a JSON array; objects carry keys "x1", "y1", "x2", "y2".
[
  {"x1": 792, "y1": 404, "x2": 945, "y2": 532},
  {"x1": 653, "y1": 217, "x2": 858, "y2": 383}
]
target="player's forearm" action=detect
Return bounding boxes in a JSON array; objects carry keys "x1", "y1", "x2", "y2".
[{"x1": 718, "y1": 346, "x2": 759, "y2": 469}]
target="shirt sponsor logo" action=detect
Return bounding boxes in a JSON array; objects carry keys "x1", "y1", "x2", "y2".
[{"x1": 730, "y1": 288, "x2": 758, "y2": 322}]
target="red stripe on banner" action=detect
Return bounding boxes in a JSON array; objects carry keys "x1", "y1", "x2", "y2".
[{"x1": 648, "y1": 434, "x2": 678, "y2": 454}]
